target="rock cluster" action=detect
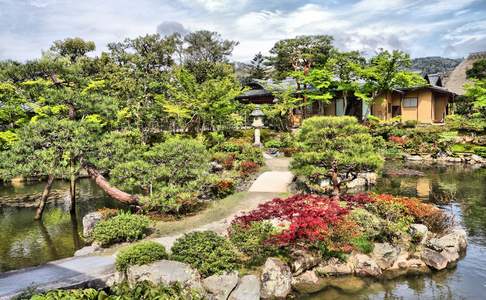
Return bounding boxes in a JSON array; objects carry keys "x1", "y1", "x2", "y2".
[
  {"x1": 319, "y1": 172, "x2": 378, "y2": 191},
  {"x1": 113, "y1": 261, "x2": 260, "y2": 300},
  {"x1": 285, "y1": 226, "x2": 467, "y2": 297},
  {"x1": 404, "y1": 153, "x2": 486, "y2": 166}
]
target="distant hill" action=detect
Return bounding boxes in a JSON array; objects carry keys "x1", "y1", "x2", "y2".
[{"x1": 410, "y1": 56, "x2": 463, "y2": 74}]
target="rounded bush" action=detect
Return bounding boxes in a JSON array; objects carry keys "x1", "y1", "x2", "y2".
[
  {"x1": 116, "y1": 241, "x2": 168, "y2": 272},
  {"x1": 229, "y1": 221, "x2": 279, "y2": 265},
  {"x1": 92, "y1": 212, "x2": 150, "y2": 246},
  {"x1": 171, "y1": 231, "x2": 240, "y2": 277}
]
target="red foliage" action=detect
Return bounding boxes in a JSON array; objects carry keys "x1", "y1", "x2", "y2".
[
  {"x1": 389, "y1": 135, "x2": 406, "y2": 145},
  {"x1": 222, "y1": 154, "x2": 236, "y2": 170},
  {"x1": 232, "y1": 194, "x2": 350, "y2": 247},
  {"x1": 239, "y1": 161, "x2": 259, "y2": 176},
  {"x1": 340, "y1": 193, "x2": 375, "y2": 208},
  {"x1": 371, "y1": 194, "x2": 440, "y2": 220}
]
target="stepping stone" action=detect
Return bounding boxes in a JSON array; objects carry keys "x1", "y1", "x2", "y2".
[{"x1": 249, "y1": 171, "x2": 294, "y2": 193}]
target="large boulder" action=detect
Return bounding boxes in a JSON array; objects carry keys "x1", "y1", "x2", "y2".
[
  {"x1": 290, "y1": 249, "x2": 321, "y2": 276},
  {"x1": 351, "y1": 254, "x2": 382, "y2": 277},
  {"x1": 426, "y1": 229, "x2": 467, "y2": 266},
  {"x1": 358, "y1": 172, "x2": 378, "y2": 185},
  {"x1": 202, "y1": 272, "x2": 239, "y2": 300},
  {"x1": 420, "y1": 248, "x2": 448, "y2": 270},
  {"x1": 371, "y1": 243, "x2": 400, "y2": 270},
  {"x1": 385, "y1": 249, "x2": 430, "y2": 279},
  {"x1": 315, "y1": 258, "x2": 354, "y2": 276},
  {"x1": 409, "y1": 224, "x2": 429, "y2": 244},
  {"x1": 228, "y1": 275, "x2": 260, "y2": 300},
  {"x1": 291, "y1": 270, "x2": 325, "y2": 294},
  {"x1": 74, "y1": 244, "x2": 101, "y2": 257},
  {"x1": 125, "y1": 260, "x2": 204, "y2": 292},
  {"x1": 427, "y1": 229, "x2": 467, "y2": 253},
  {"x1": 261, "y1": 258, "x2": 292, "y2": 299},
  {"x1": 82, "y1": 211, "x2": 103, "y2": 237},
  {"x1": 291, "y1": 270, "x2": 366, "y2": 294}
]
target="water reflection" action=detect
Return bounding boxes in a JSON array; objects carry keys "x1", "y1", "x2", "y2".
[
  {"x1": 307, "y1": 161, "x2": 486, "y2": 300},
  {"x1": 0, "y1": 179, "x2": 124, "y2": 272}
]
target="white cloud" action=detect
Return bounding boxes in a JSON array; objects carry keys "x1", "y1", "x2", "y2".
[
  {"x1": 178, "y1": 0, "x2": 248, "y2": 12},
  {"x1": 0, "y1": 0, "x2": 484, "y2": 61}
]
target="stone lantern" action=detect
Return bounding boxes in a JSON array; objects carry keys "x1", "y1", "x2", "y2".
[{"x1": 250, "y1": 105, "x2": 265, "y2": 147}]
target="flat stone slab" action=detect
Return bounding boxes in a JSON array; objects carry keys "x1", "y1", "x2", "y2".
[
  {"x1": 0, "y1": 255, "x2": 115, "y2": 299},
  {"x1": 249, "y1": 171, "x2": 294, "y2": 193}
]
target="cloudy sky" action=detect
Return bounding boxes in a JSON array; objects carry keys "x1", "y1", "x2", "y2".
[{"x1": 1, "y1": 0, "x2": 485, "y2": 62}]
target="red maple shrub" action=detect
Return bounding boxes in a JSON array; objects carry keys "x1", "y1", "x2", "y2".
[
  {"x1": 232, "y1": 194, "x2": 350, "y2": 247},
  {"x1": 238, "y1": 161, "x2": 259, "y2": 176},
  {"x1": 341, "y1": 193, "x2": 375, "y2": 208},
  {"x1": 389, "y1": 135, "x2": 406, "y2": 145}
]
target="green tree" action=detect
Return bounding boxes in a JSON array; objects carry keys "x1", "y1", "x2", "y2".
[
  {"x1": 355, "y1": 49, "x2": 427, "y2": 103},
  {"x1": 331, "y1": 51, "x2": 366, "y2": 113},
  {"x1": 464, "y1": 78, "x2": 486, "y2": 116},
  {"x1": 267, "y1": 35, "x2": 335, "y2": 78},
  {"x1": 159, "y1": 67, "x2": 242, "y2": 133},
  {"x1": 50, "y1": 37, "x2": 96, "y2": 62},
  {"x1": 291, "y1": 116, "x2": 384, "y2": 198},
  {"x1": 466, "y1": 59, "x2": 486, "y2": 80},
  {"x1": 183, "y1": 30, "x2": 238, "y2": 83},
  {"x1": 247, "y1": 52, "x2": 266, "y2": 79}
]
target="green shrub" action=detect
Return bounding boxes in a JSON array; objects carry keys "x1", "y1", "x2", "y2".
[
  {"x1": 92, "y1": 212, "x2": 150, "y2": 246},
  {"x1": 366, "y1": 115, "x2": 381, "y2": 125},
  {"x1": 237, "y1": 145, "x2": 264, "y2": 165},
  {"x1": 264, "y1": 139, "x2": 283, "y2": 148},
  {"x1": 219, "y1": 141, "x2": 241, "y2": 152},
  {"x1": 351, "y1": 236, "x2": 374, "y2": 254},
  {"x1": 446, "y1": 114, "x2": 486, "y2": 133},
  {"x1": 403, "y1": 120, "x2": 418, "y2": 128},
  {"x1": 229, "y1": 221, "x2": 279, "y2": 265},
  {"x1": 141, "y1": 186, "x2": 199, "y2": 214},
  {"x1": 171, "y1": 231, "x2": 240, "y2": 277},
  {"x1": 474, "y1": 146, "x2": 486, "y2": 157},
  {"x1": 30, "y1": 288, "x2": 106, "y2": 300},
  {"x1": 30, "y1": 282, "x2": 204, "y2": 300},
  {"x1": 450, "y1": 143, "x2": 474, "y2": 153},
  {"x1": 366, "y1": 200, "x2": 413, "y2": 240},
  {"x1": 115, "y1": 241, "x2": 168, "y2": 272},
  {"x1": 349, "y1": 208, "x2": 383, "y2": 240}
]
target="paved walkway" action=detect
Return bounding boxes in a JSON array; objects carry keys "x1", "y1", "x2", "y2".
[{"x1": 0, "y1": 157, "x2": 294, "y2": 299}]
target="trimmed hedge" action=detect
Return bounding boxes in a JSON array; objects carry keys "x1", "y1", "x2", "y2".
[
  {"x1": 92, "y1": 212, "x2": 150, "y2": 246},
  {"x1": 170, "y1": 231, "x2": 240, "y2": 277},
  {"x1": 115, "y1": 241, "x2": 168, "y2": 272}
]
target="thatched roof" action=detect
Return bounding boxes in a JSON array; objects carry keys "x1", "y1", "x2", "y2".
[{"x1": 444, "y1": 52, "x2": 486, "y2": 95}]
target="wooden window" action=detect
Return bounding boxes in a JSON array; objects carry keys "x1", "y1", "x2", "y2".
[{"x1": 403, "y1": 97, "x2": 418, "y2": 108}]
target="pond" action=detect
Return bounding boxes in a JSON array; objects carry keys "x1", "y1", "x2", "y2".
[
  {"x1": 0, "y1": 179, "x2": 124, "y2": 273},
  {"x1": 306, "y1": 161, "x2": 486, "y2": 300},
  {"x1": 0, "y1": 162, "x2": 485, "y2": 300}
]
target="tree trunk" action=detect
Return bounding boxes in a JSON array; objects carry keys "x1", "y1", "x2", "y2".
[
  {"x1": 69, "y1": 174, "x2": 76, "y2": 214},
  {"x1": 84, "y1": 164, "x2": 139, "y2": 204},
  {"x1": 343, "y1": 92, "x2": 348, "y2": 116},
  {"x1": 330, "y1": 161, "x2": 341, "y2": 201},
  {"x1": 35, "y1": 175, "x2": 55, "y2": 220},
  {"x1": 330, "y1": 170, "x2": 341, "y2": 201}
]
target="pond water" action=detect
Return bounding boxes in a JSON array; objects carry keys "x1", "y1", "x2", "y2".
[
  {"x1": 306, "y1": 161, "x2": 486, "y2": 300},
  {"x1": 0, "y1": 179, "x2": 124, "y2": 273},
  {"x1": 0, "y1": 162, "x2": 486, "y2": 300}
]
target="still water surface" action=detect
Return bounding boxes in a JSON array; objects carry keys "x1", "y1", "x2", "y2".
[{"x1": 0, "y1": 162, "x2": 485, "y2": 299}]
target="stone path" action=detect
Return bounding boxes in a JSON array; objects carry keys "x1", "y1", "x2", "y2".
[{"x1": 0, "y1": 157, "x2": 294, "y2": 299}]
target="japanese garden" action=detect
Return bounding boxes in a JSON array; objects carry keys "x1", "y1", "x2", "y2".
[{"x1": 1, "y1": 4, "x2": 486, "y2": 300}]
